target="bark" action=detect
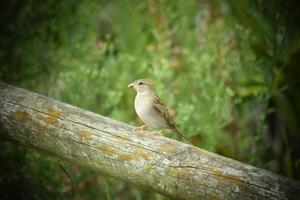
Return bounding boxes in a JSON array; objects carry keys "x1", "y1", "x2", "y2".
[{"x1": 0, "y1": 81, "x2": 299, "y2": 200}]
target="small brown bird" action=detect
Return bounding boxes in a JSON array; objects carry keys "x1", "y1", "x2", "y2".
[{"x1": 128, "y1": 79, "x2": 189, "y2": 142}]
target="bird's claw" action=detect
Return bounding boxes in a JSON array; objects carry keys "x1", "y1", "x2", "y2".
[
  {"x1": 153, "y1": 130, "x2": 163, "y2": 136},
  {"x1": 134, "y1": 125, "x2": 147, "y2": 131}
]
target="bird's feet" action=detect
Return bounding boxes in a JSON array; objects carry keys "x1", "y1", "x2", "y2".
[
  {"x1": 134, "y1": 125, "x2": 147, "y2": 131},
  {"x1": 153, "y1": 130, "x2": 163, "y2": 136}
]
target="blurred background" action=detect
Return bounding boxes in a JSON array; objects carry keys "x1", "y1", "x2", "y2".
[{"x1": 0, "y1": 0, "x2": 300, "y2": 199}]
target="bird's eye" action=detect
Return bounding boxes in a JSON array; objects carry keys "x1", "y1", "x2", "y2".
[{"x1": 138, "y1": 82, "x2": 143, "y2": 85}]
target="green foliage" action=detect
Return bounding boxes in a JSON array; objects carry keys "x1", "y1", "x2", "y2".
[
  {"x1": 0, "y1": 142, "x2": 71, "y2": 199},
  {"x1": 0, "y1": 0, "x2": 299, "y2": 199}
]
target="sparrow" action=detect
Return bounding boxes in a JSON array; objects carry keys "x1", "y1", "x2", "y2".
[{"x1": 128, "y1": 79, "x2": 189, "y2": 142}]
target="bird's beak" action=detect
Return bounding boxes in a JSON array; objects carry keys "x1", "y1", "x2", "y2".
[{"x1": 128, "y1": 82, "x2": 134, "y2": 88}]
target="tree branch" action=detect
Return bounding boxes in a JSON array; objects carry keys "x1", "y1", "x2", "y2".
[{"x1": 0, "y1": 81, "x2": 299, "y2": 200}]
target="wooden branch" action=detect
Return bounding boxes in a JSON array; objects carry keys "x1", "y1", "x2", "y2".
[{"x1": 0, "y1": 81, "x2": 299, "y2": 200}]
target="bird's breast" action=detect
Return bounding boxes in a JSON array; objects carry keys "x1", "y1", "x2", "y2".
[{"x1": 134, "y1": 94, "x2": 168, "y2": 129}]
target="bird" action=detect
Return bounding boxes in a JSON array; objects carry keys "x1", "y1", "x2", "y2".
[{"x1": 128, "y1": 79, "x2": 190, "y2": 142}]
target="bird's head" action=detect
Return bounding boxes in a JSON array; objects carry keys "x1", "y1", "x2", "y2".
[{"x1": 128, "y1": 79, "x2": 156, "y2": 95}]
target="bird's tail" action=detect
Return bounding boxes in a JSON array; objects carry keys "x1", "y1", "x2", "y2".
[{"x1": 172, "y1": 125, "x2": 191, "y2": 143}]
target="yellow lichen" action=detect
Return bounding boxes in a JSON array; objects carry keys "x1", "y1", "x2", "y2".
[
  {"x1": 168, "y1": 167, "x2": 191, "y2": 178},
  {"x1": 47, "y1": 108, "x2": 62, "y2": 118},
  {"x1": 79, "y1": 130, "x2": 92, "y2": 138},
  {"x1": 117, "y1": 154, "x2": 136, "y2": 161},
  {"x1": 31, "y1": 120, "x2": 47, "y2": 130},
  {"x1": 13, "y1": 110, "x2": 31, "y2": 121},
  {"x1": 12, "y1": 110, "x2": 54, "y2": 131},
  {"x1": 143, "y1": 164, "x2": 154, "y2": 171},
  {"x1": 36, "y1": 114, "x2": 59, "y2": 126},
  {"x1": 210, "y1": 168, "x2": 244, "y2": 186},
  {"x1": 158, "y1": 143, "x2": 178, "y2": 153},
  {"x1": 113, "y1": 135, "x2": 128, "y2": 142},
  {"x1": 207, "y1": 194, "x2": 221, "y2": 200},
  {"x1": 98, "y1": 145, "x2": 116, "y2": 156},
  {"x1": 16, "y1": 95, "x2": 25, "y2": 100},
  {"x1": 133, "y1": 149, "x2": 152, "y2": 158}
]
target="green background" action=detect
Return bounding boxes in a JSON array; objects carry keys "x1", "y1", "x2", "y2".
[{"x1": 0, "y1": 0, "x2": 299, "y2": 199}]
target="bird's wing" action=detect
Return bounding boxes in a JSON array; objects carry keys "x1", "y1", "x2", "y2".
[
  {"x1": 152, "y1": 96, "x2": 190, "y2": 142},
  {"x1": 152, "y1": 95, "x2": 174, "y2": 126},
  {"x1": 153, "y1": 96, "x2": 191, "y2": 142}
]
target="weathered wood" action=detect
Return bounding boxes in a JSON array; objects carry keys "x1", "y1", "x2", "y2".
[{"x1": 0, "y1": 81, "x2": 299, "y2": 200}]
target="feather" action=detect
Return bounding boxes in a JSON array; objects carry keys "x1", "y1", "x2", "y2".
[{"x1": 152, "y1": 95, "x2": 190, "y2": 142}]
